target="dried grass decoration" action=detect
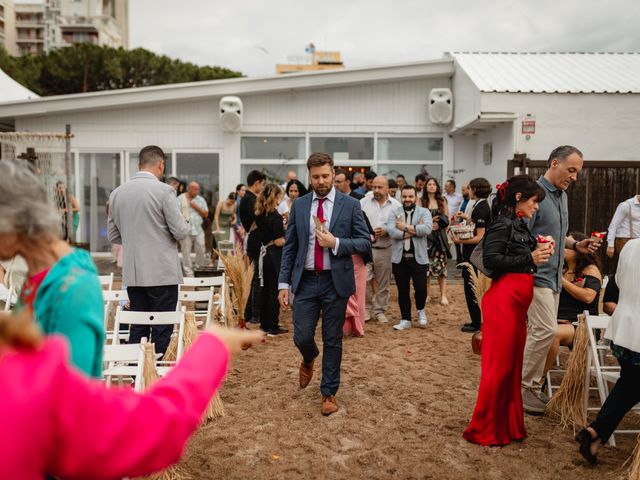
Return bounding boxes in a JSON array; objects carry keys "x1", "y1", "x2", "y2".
[
  {"x1": 458, "y1": 262, "x2": 492, "y2": 305},
  {"x1": 458, "y1": 262, "x2": 492, "y2": 355},
  {"x1": 139, "y1": 342, "x2": 191, "y2": 480},
  {"x1": 620, "y1": 435, "x2": 640, "y2": 480},
  {"x1": 215, "y1": 244, "x2": 254, "y2": 329},
  {"x1": 546, "y1": 314, "x2": 589, "y2": 428},
  {"x1": 163, "y1": 312, "x2": 225, "y2": 421}
]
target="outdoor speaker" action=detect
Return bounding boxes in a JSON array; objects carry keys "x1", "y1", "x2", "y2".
[
  {"x1": 220, "y1": 96, "x2": 243, "y2": 132},
  {"x1": 428, "y1": 88, "x2": 453, "y2": 125}
]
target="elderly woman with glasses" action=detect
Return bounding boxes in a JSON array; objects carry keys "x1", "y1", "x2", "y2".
[{"x1": 0, "y1": 160, "x2": 104, "y2": 377}]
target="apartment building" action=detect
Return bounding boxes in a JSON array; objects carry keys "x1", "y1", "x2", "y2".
[
  {"x1": 1, "y1": 0, "x2": 128, "y2": 56},
  {"x1": 0, "y1": 0, "x2": 19, "y2": 55}
]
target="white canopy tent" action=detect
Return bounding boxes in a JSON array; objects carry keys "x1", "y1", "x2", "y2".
[{"x1": 0, "y1": 68, "x2": 39, "y2": 103}]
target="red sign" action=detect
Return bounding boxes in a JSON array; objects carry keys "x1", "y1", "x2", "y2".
[{"x1": 522, "y1": 120, "x2": 536, "y2": 135}]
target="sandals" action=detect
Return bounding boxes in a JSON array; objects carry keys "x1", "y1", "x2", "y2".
[{"x1": 575, "y1": 428, "x2": 598, "y2": 465}]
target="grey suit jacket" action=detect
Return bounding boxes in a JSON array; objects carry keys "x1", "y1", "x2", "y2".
[
  {"x1": 387, "y1": 205, "x2": 433, "y2": 265},
  {"x1": 108, "y1": 172, "x2": 188, "y2": 287}
]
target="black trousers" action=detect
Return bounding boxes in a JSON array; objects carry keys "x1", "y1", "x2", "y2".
[
  {"x1": 392, "y1": 257, "x2": 427, "y2": 321},
  {"x1": 259, "y1": 251, "x2": 281, "y2": 333},
  {"x1": 590, "y1": 356, "x2": 640, "y2": 442},
  {"x1": 462, "y1": 261, "x2": 482, "y2": 329},
  {"x1": 244, "y1": 257, "x2": 262, "y2": 323},
  {"x1": 292, "y1": 271, "x2": 348, "y2": 397},
  {"x1": 127, "y1": 285, "x2": 178, "y2": 355}
]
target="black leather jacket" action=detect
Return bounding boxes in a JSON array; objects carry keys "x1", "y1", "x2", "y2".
[{"x1": 483, "y1": 213, "x2": 536, "y2": 277}]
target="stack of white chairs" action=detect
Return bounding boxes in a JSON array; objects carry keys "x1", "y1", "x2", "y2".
[
  {"x1": 112, "y1": 307, "x2": 185, "y2": 377},
  {"x1": 102, "y1": 289, "x2": 129, "y2": 342},
  {"x1": 98, "y1": 272, "x2": 114, "y2": 291},
  {"x1": 102, "y1": 341, "x2": 146, "y2": 391},
  {"x1": 584, "y1": 311, "x2": 640, "y2": 446},
  {"x1": 179, "y1": 274, "x2": 227, "y2": 327}
]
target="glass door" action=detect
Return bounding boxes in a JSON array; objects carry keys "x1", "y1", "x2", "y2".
[
  {"x1": 79, "y1": 152, "x2": 123, "y2": 251},
  {"x1": 174, "y1": 151, "x2": 220, "y2": 253}
]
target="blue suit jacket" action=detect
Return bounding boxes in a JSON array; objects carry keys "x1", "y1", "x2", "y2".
[{"x1": 278, "y1": 190, "x2": 372, "y2": 298}]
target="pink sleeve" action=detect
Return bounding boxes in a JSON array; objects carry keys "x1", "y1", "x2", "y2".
[{"x1": 49, "y1": 332, "x2": 229, "y2": 480}]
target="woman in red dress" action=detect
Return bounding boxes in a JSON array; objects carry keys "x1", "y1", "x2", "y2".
[{"x1": 463, "y1": 175, "x2": 551, "y2": 446}]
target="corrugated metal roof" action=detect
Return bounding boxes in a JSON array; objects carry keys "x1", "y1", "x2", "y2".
[{"x1": 449, "y1": 52, "x2": 640, "y2": 93}]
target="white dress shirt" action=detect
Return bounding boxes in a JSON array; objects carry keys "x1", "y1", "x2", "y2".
[
  {"x1": 443, "y1": 192, "x2": 463, "y2": 218},
  {"x1": 360, "y1": 194, "x2": 401, "y2": 248},
  {"x1": 304, "y1": 187, "x2": 340, "y2": 270},
  {"x1": 607, "y1": 196, "x2": 640, "y2": 247}
]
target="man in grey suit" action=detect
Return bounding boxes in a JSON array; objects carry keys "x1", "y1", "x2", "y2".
[
  {"x1": 278, "y1": 152, "x2": 371, "y2": 416},
  {"x1": 388, "y1": 185, "x2": 433, "y2": 330},
  {"x1": 108, "y1": 145, "x2": 188, "y2": 354}
]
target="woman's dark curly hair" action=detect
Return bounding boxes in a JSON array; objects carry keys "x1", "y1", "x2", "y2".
[{"x1": 491, "y1": 174, "x2": 546, "y2": 218}]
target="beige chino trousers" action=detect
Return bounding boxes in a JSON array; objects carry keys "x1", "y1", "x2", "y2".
[{"x1": 521, "y1": 286, "x2": 560, "y2": 391}]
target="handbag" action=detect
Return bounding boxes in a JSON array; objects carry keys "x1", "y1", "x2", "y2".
[
  {"x1": 471, "y1": 330, "x2": 482, "y2": 355},
  {"x1": 470, "y1": 222, "x2": 514, "y2": 278}
]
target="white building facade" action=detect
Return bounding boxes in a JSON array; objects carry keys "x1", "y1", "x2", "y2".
[{"x1": 0, "y1": 52, "x2": 639, "y2": 252}]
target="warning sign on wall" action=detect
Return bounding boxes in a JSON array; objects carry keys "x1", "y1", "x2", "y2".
[{"x1": 522, "y1": 120, "x2": 536, "y2": 135}]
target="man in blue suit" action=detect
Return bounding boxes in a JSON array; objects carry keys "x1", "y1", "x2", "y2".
[{"x1": 278, "y1": 152, "x2": 371, "y2": 416}]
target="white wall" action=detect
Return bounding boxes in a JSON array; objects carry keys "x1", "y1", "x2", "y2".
[
  {"x1": 243, "y1": 78, "x2": 450, "y2": 134},
  {"x1": 451, "y1": 65, "x2": 481, "y2": 129},
  {"x1": 452, "y1": 123, "x2": 515, "y2": 189},
  {"x1": 16, "y1": 99, "x2": 223, "y2": 150},
  {"x1": 482, "y1": 92, "x2": 640, "y2": 161}
]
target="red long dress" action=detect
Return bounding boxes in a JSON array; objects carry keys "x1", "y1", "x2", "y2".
[{"x1": 463, "y1": 272, "x2": 534, "y2": 446}]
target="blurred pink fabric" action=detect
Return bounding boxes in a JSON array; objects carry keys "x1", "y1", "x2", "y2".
[
  {"x1": 343, "y1": 254, "x2": 366, "y2": 337},
  {"x1": 0, "y1": 332, "x2": 229, "y2": 480}
]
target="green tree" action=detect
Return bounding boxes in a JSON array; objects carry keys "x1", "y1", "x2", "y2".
[{"x1": 0, "y1": 44, "x2": 242, "y2": 96}]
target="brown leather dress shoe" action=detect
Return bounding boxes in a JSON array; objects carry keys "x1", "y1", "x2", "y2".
[
  {"x1": 299, "y1": 360, "x2": 314, "y2": 389},
  {"x1": 321, "y1": 395, "x2": 339, "y2": 416}
]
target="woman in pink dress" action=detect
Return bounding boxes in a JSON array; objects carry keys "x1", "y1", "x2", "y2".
[
  {"x1": 344, "y1": 212, "x2": 374, "y2": 337},
  {"x1": 0, "y1": 309, "x2": 263, "y2": 480}
]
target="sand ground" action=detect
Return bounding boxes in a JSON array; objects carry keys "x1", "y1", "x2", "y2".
[{"x1": 167, "y1": 283, "x2": 638, "y2": 480}]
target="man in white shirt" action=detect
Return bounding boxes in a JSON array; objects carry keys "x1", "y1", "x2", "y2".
[
  {"x1": 443, "y1": 180, "x2": 463, "y2": 218},
  {"x1": 177, "y1": 182, "x2": 209, "y2": 276},
  {"x1": 360, "y1": 176, "x2": 401, "y2": 323},
  {"x1": 607, "y1": 194, "x2": 640, "y2": 257}
]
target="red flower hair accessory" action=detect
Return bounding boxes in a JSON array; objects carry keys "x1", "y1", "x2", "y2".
[{"x1": 496, "y1": 181, "x2": 509, "y2": 200}]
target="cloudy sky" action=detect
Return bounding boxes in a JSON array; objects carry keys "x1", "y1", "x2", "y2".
[{"x1": 18, "y1": 0, "x2": 640, "y2": 76}]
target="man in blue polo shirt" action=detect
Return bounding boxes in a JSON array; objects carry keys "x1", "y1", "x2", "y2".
[{"x1": 521, "y1": 145, "x2": 600, "y2": 414}]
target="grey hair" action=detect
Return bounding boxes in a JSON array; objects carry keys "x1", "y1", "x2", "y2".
[
  {"x1": 0, "y1": 160, "x2": 60, "y2": 237},
  {"x1": 547, "y1": 145, "x2": 583, "y2": 167}
]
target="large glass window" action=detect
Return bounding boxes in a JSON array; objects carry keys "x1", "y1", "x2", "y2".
[
  {"x1": 240, "y1": 163, "x2": 307, "y2": 187},
  {"x1": 241, "y1": 136, "x2": 305, "y2": 160},
  {"x1": 377, "y1": 163, "x2": 443, "y2": 187},
  {"x1": 310, "y1": 137, "x2": 373, "y2": 160},
  {"x1": 377, "y1": 137, "x2": 443, "y2": 161}
]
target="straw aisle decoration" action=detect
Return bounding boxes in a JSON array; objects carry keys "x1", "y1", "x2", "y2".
[
  {"x1": 458, "y1": 262, "x2": 492, "y2": 306},
  {"x1": 139, "y1": 342, "x2": 191, "y2": 480},
  {"x1": 546, "y1": 314, "x2": 589, "y2": 429},
  {"x1": 620, "y1": 435, "x2": 640, "y2": 480},
  {"x1": 163, "y1": 312, "x2": 225, "y2": 420},
  {"x1": 215, "y1": 244, "x2": 254, "y2": 329}
]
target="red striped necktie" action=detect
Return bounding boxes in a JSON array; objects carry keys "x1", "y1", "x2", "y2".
[{"x1": 314, "y1": 198, "x2": 326, "y2": 273}]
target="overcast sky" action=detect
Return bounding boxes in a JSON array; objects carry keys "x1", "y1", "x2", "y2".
[{"x1": 18, "y1": 0, "x2": 640, "y2": 76}]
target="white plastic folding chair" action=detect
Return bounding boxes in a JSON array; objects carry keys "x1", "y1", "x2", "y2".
[
  {"x1": 584, "y1": 312, "x2": 640, "y2": 446},
  {"x1": 112, "y1": 308, "x2": 185, "y2": 376},
  {"x1": 176, "y1": 287, "x2": 215, "y2": 327},
  {"x1": 181, "y1": 275, "x2": 225, "y2": 288},
  {"x1": 102, "y1": 342, "x2": 145, "y2": 391},
  {"x1": 102, "y1": 289, "x2": 129, "y2": 341},
  {"x1": 98, "y1": 273, "x2": 114, "y2": 291}
]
